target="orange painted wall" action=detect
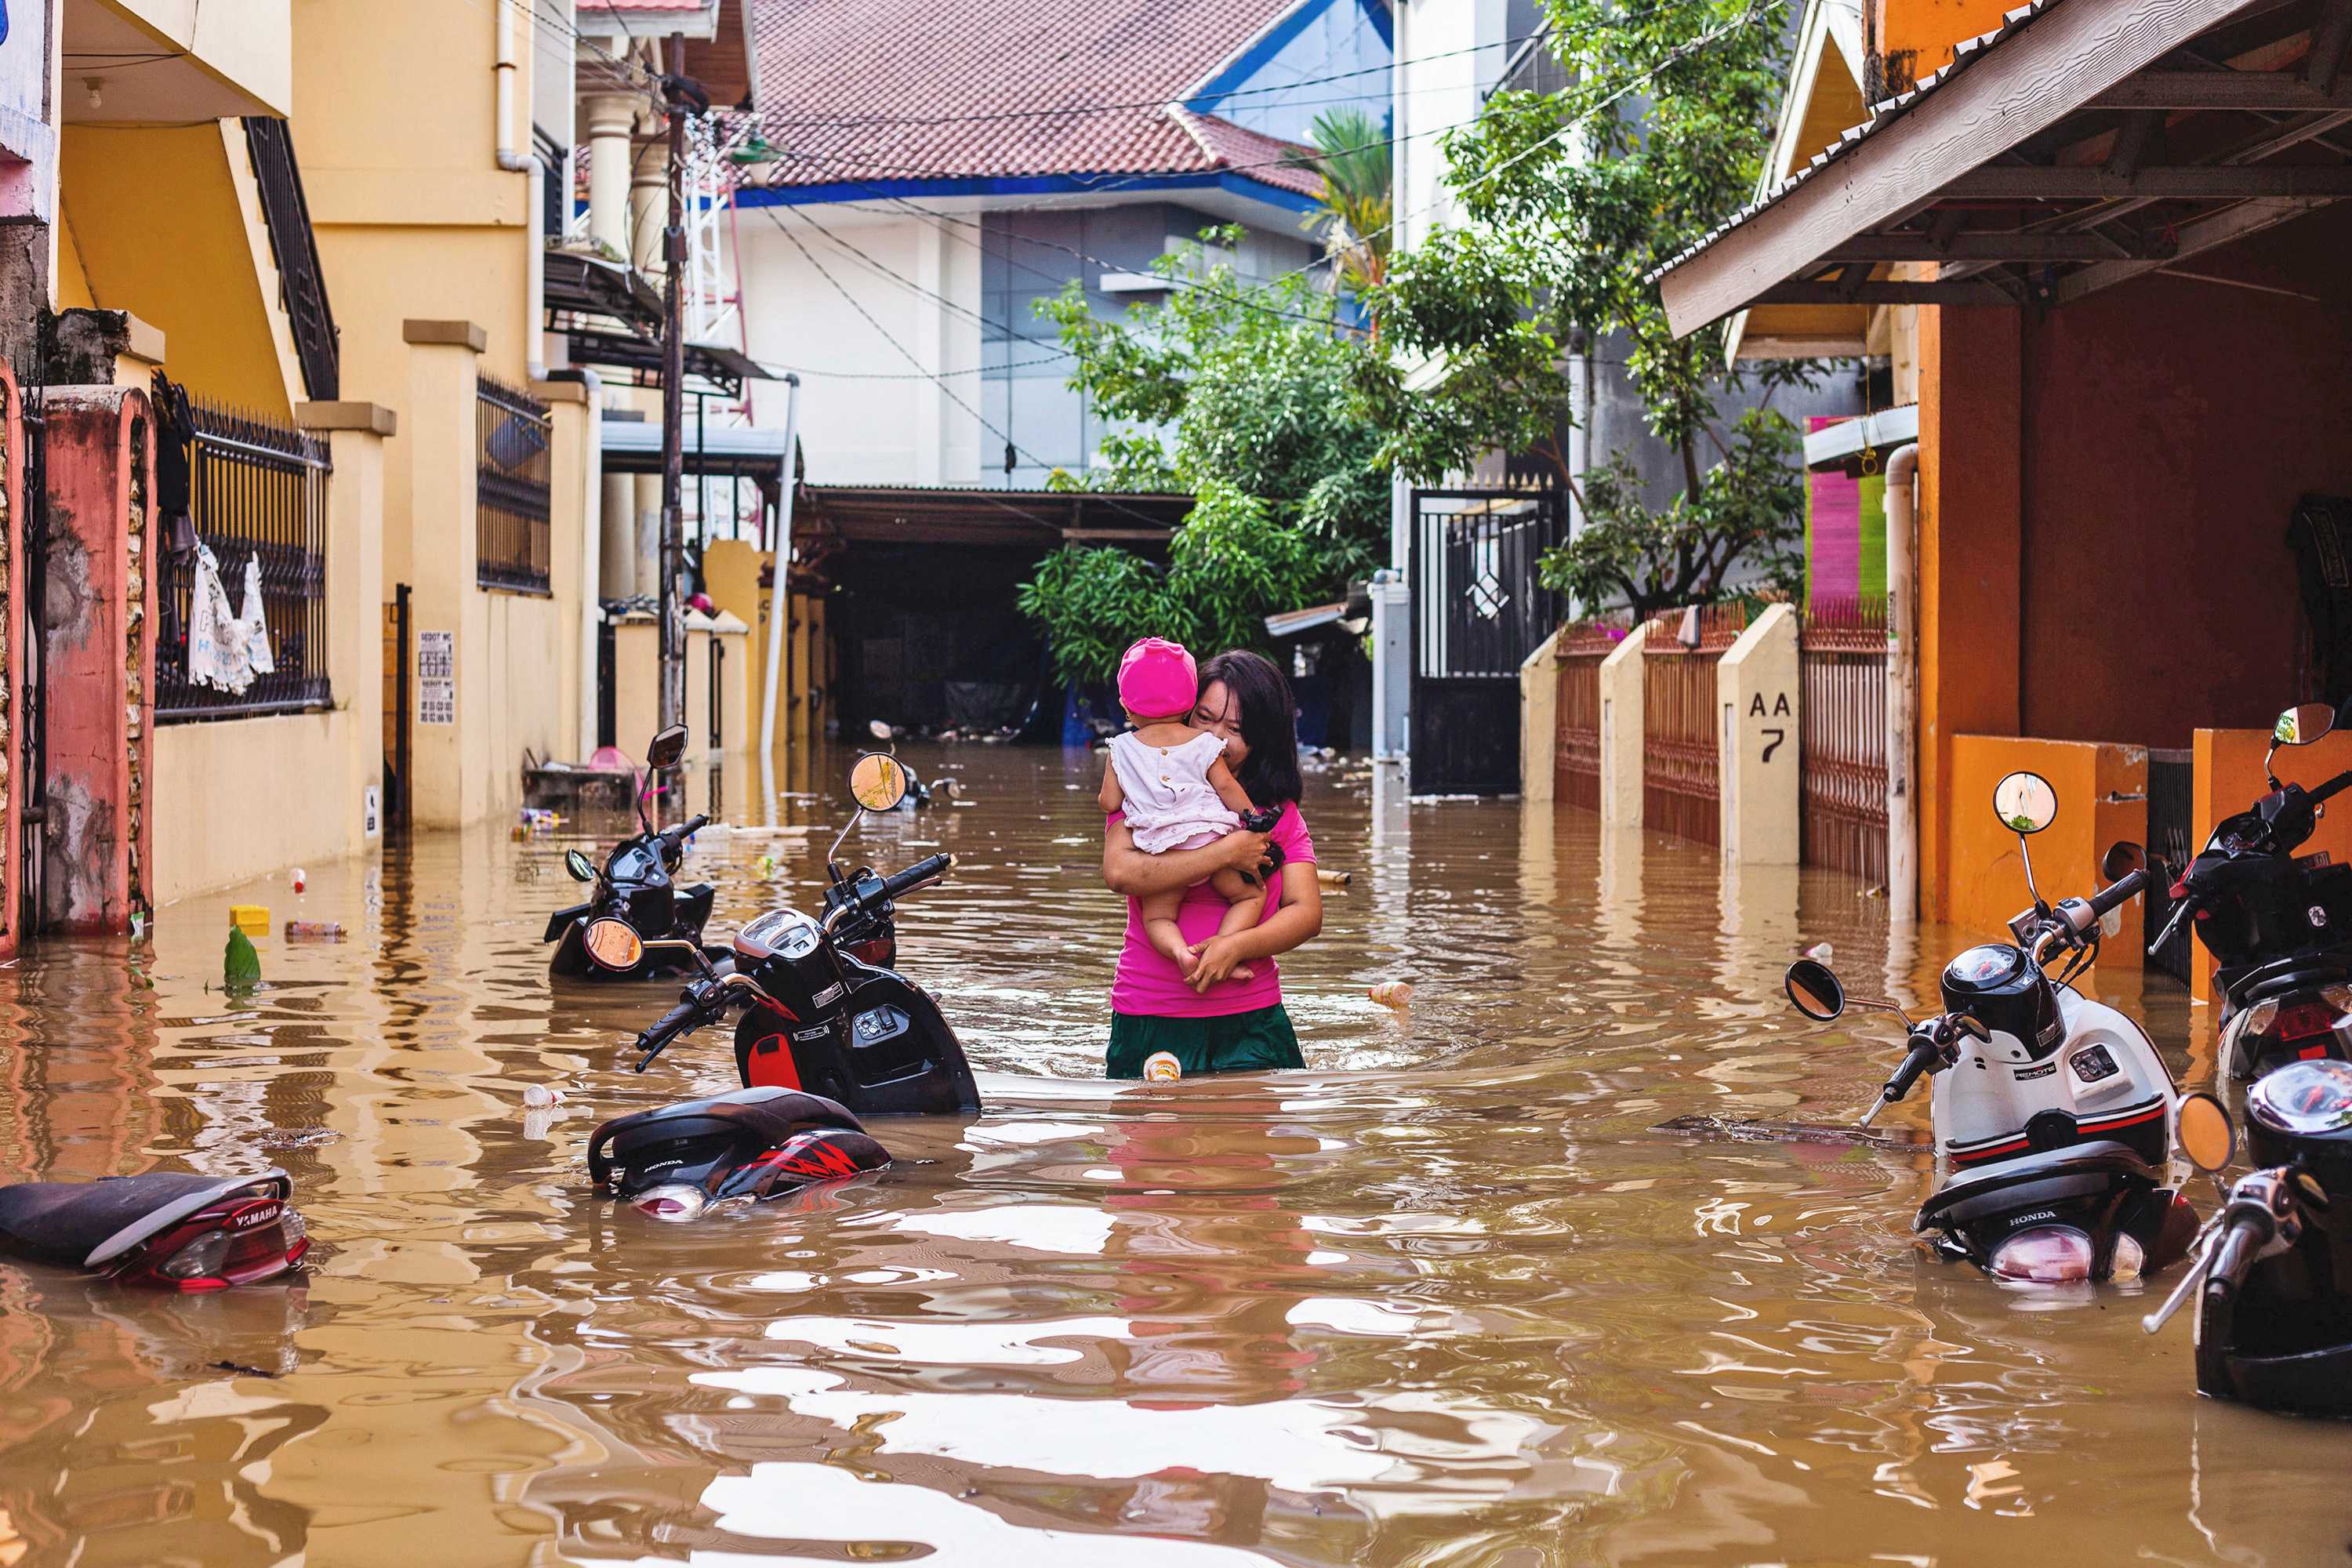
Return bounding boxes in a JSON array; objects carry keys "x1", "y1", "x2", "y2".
[
  {"x1": 1916, "y1": 304, "x2": 2020, "y2": 920},
  {"x1": 1867, "y1": 0, "x2": 2019, "y2": 99},
  {"x1": 1949, "y1": 735, "x2": 2147, "y2": 975},
  {"x1": 2187, "y1": 727, "x2": 2352, "y2": 1002}
]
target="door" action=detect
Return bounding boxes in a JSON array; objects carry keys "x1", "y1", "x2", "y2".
[{"x1": 1408, "y1": 487, "x2": 1567, "y2": 795}]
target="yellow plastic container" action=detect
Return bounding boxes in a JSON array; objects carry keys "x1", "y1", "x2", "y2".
[{"x1": 229, "y1": 905, "x2": 270, "y2": 938}]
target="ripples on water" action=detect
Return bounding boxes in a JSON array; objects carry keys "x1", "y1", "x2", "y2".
[{"x1": 0, "y1": 743, "x2": 2347, "y2": 1566}]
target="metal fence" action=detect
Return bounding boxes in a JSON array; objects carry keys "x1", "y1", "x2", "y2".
[
  {"x1": 2147, "y1": 748, "x2": 2196, "y2": 982},
  {"x1": 1798, "y1": 597, "x2": 1889, "y2": 881},
  {"x1": 156, "y1": 397, "x2": 333, "y2": 722},
  {"x1": 1642, "y1": 604, "x2": 1747, "y2": 845},
  {"x1": 1555, "y1": 617, "x2": 1628, "y2": 811},
  {"x1": 477, "y1": 376, "x2": 552, "y2": 593}
]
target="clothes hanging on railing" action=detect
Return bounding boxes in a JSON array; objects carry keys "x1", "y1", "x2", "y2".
[
  {"x1": 188, "y1": 543, "x2": 255, "y2": 695},
  {"x1": 240, "y1": 554, "x2": 275, "y2": 675}
]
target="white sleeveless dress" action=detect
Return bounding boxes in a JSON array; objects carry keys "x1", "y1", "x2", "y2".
[{"x1": 1109, "y1": 731, "x2": 1244, "y2": 854}]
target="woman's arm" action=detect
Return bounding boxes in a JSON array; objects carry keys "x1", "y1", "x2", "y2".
[
  {"x1": 1102, "y1": 817, "x2": 1271, "y2": 897},
  {"x1": 1186, "y1": 861, "x2": 1322, "y2": 990}
]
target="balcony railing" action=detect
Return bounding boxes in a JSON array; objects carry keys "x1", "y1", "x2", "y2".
[
  {"x1": 156, "y1": 394, "x2": 334, "y2": 722},
  {"x1": 477, "y1": 375, "x2": 552, "y2": 594}
]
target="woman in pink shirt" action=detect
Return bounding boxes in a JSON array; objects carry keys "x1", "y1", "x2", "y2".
[{"x1": 1101, "y1": 650, "x2": 1323, "y2": 1077}]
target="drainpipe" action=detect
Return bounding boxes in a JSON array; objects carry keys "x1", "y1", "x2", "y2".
[
  {"x1": 757, "y1": 373, "x2": 804, "y2": 764},
  {"x1": 495, "y1": 2, "x2": 545, "y2": 375},
  {"x1": 1885, "y1": 441, "x2": 1921, "y2": 922}
]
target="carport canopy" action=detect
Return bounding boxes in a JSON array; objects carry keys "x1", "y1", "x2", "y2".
[{"x1": 1652, "y1": 0, "x2": 2352, "y2": 338}]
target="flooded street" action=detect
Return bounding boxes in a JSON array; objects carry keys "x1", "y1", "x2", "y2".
[{"x1": 2, "y1": 742, "x2": 2348, "y2": 1566}]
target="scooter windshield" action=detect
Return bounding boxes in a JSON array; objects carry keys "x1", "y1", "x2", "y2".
[{"x1": 2250, "y1": 1058, "x2": 2352, "y2": 1134}]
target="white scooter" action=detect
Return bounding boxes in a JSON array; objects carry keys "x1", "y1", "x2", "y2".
[{"x1": 1784, "y1": 769, "x2": 2197, "y2": 1283}]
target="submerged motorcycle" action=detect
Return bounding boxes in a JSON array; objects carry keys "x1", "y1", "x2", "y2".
[
  {"x1": 581, "y1": 751, "x2": 980, "y2": 1220},
  {"x1": 545, "y1": 724, "x2": 726, "y2": 982},
  {"x1": 2144, "y1": 1070, "x2": 2352, "y2": 1414},
  {"x1": 0, "y1": 1168, "x2": 310, "y2": 1290},
  {"x1": 1784, "y1": 768, "x2": 2193, "y2": 1283},
  {"x1": 2150, "y1": 699, "x2": 2352, "y2": 1079}
]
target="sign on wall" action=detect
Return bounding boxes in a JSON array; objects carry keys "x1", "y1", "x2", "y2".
[{"x1": 418, "y1": 630, "x2": 455, "y2": 725}]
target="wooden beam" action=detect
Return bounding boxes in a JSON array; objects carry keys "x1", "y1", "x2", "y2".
[
  {"x1": 1823, "y1": 232, "x2": 2150, "y2": 261},
  {"x1": 1657, "y1": 0, "x2": 2265, "y2": 336},
  {"x1": 1947, "y1": 163, "x2": 2352, "y2": 198},
  {"x1": 2090, "y1": 70, "x2": 2352, "y2": 111},
  {"x1": 1750, "y1": 280, "x2": 2018, "y2": 305},
  {"x1": 2049, "y1": 195, "x2": 2339, "y2": 301},
  {"x1": 2309, "y1": 0, "x2": 2352, "y2": 95}
]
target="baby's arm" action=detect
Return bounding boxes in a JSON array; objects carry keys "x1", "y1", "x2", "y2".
[
  {"x1": 1205, "y1": 754, "x2": 1255, "y2": 817},
  {"x1": 1098, "y1": 763, "x2": 1124, "y2": 815}
]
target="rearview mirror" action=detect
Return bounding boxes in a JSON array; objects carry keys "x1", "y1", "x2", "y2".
[
  {"x1": 1994, "y1": 771, "x2": 2057, "y2": 835},
  {"x1": 582, "y1": 917, "x2": 644, "y2": 972},
  {"x1": 849, "y1": 751, "x2": 909, "y2": 812},
  {"x1": 1784, "y1": 959, "x2": 1845, "y2": 1022},
  {"x1": 564, "y1": 849, "x2": 596, "y2": 883},
  {"x1": 2275, "y1": 703, "x2": 2335, "y2": 748},
  {"x1": 2101, "y1": 841, "x2": 2147, "y2": 881},
  {"x1": 646, "y1": 724, "x2": 689, "y2": 771},
  {"x1": 2178, "y1": 1091, "x2": 2236, "y2": 1174}
]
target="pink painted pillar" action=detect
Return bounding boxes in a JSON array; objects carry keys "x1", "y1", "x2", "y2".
[
  {"x1": 39, "y1": 387, "x2": 155, "y2": 935},
  {"x1": 0, "y1": 363, "x2": 21, "y2": 959}
]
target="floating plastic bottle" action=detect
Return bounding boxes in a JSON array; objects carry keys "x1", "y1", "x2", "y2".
[
  {"x1": 285, "y1": 920, "x2": 345, "y2": 942},
  {"x1": 1369, "y1": 980, "x2": 1414, "y2": 1010},
  {"x1": 290, "y1": 867, "x2": 307, "y2": 894},
  {"x1": 522, "y1": 1084, "x2": 565, "y2": 1108}
]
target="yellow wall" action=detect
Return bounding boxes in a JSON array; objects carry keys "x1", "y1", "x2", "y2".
[
  {"x1": 1948, "y1": 735, "x2": 2147, "y2": 974},
  {"x1": 154, "y1": 713, "x2": 354, "y2": 903},
  {"x1": 107, "y1": 0, "x2": 295, "y2": 116},
  {"x1": 482, "y1": 591, "x2": 570, "y2": 815},
  {"x1": 58, "y1": 123, "x2": 297, "y2": 414}
]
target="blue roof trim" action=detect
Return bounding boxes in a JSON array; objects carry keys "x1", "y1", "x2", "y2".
[
  {"x1": 1185, "y1": 0, "x2": 1392, "y2": 115},
  {"x1": 733, "y1": 169, "x2": 1322, "y2": 215}
]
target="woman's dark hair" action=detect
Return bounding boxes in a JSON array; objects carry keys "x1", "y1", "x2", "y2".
[{"x1": 1198, "y1": 649, "x2": 1303, "y2": 807}]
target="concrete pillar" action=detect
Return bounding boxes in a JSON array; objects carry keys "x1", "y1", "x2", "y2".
[
  {"x1": 634, "y1": 473, "x2": 660, "y2": 602},
  {"x1": 1716, "y1": 603, "x2": 1802, "y2": 866},
  {"x1": 584, "y1": 94, "x2": 637, "y2": 256},
  {"x1": 403, "y1": 319, "x2": 488, "y2": 828},
  {"x1": 296, "y1": 401, "x2": 395, "y2": 851},
  {"x1": 534, "y1": 376, "x2": 600, "y2": 760},
  {"x1": 38, "y1": 387, "x2": 156, "y2": 934},
  {"x1": 630, "y1": 132, "x2": 665, "y2": 274},
  {"x1": 1519, "y1": 625, "x2": 1564, "y2": 804},
  {"x1": 601, "y1": 470, "x2": 634, "y2": 599},
  {"x1": 1597, "y1": 619, "x2": 1646, "y2": 829}
]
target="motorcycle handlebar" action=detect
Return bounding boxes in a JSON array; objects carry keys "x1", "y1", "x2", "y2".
[
  {"x1": 2204, "y1": 1213, "x2": 2270, "y2": 1308},
  {"x1": 2314, "y1": 771, "x2": 2352, "y2": 807},
  {"x1": 661, "y1": 814, "x2": 710, "y2": 846},
  {"x1": 1885, "y1": 1034, "x2": 1942, "y2": 1104},
  {"x1": 2148, "y1": 893, "x2": 2198, "y2": 956},
  {"x1": 630, "y1": 997, "x2": 706, "y2": 1072},
  {"x1": 2088, "y1": 868, "x2": 2151, "y2": 920},
  {"x1": 880, "y1": 853, "x2": 953, "y2": 902}
]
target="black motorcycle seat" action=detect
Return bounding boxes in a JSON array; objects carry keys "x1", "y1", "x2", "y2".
[
  {"x1": 586, "y1": 1088, "x2": 865, "y2": 1185},
  {"x1": 1917, "y1": 1139, "x2": 2158, "y2": 1230},
  {"x1": 0, "y1": 1170, "x2": 291, "y2": 1268},
  {"x1": 2232, "y1": 952, "x2": 2352, "y2": 1007}
]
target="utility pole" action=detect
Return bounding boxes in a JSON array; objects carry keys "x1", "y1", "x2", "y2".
[{"x1": 655, "y1": 39, "x2": 707, "y2": 764}]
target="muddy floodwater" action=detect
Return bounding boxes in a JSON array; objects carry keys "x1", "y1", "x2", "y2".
[{"x1": 2, "y1": 742, "x2": 2349, "y2": 1566}]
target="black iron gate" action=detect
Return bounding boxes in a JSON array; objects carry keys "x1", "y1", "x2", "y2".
[
  {"x1": 1408, "y1": 486, "x2": 1568, "y2": 795},
  {"x1": 382, "y1": 583, "x2": 412, "y2": 833},
  {"x1": 2147, "y1": 747, "x2": 2194, "y2": 983},
  {"x1": 18, "y1": 370, "x2": 44, "y2": 936}
]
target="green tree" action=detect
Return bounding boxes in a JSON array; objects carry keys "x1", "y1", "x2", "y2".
[
  {"x1": 1295, "y1": 106, "x2": 1393, "y2": 296},
  {"x1": 1016, "y1": 236, "x2": 1388, "y2": 685},
  {"x1": 1359, "y1": 0, "x2": 1821, "y2": 620}
]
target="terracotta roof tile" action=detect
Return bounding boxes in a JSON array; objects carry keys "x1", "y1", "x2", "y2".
[{"x1": 743, "y1": 0, "x2": 1328, "y2": 194}]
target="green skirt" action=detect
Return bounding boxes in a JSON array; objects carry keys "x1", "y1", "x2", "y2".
[{"x1": 1106, "y1": 1004, "x2": 1304, "y2": 1079}]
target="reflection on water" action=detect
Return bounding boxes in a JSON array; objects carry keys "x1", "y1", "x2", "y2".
[{"x1": 0, "y1": 742, "x2": 2347, "y2": 1566}]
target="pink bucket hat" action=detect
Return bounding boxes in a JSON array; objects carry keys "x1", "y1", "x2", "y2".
[{"x1": 1116, "y1": 637, "x2": 1198, "y2": 718}]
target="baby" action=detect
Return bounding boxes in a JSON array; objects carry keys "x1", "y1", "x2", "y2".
[{"x1": 1098, "y1": 637, "x2": 1281, "y2": 977}]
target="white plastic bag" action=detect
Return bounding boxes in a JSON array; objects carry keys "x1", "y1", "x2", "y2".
[
  {"x1": 239, "y1": 553, "x2": 274, "y2": 675},
  {"x1": 188, "y1": 543, "x2": 253, "y2": 694}
]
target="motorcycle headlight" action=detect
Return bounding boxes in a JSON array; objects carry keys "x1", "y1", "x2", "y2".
[
  {"x1": 632, "y1": 1184, "x2": 708, "y2": 1223},
  {"x1": 1988, "y1": 1225, "x2": 2095, "y2": 1283}
]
